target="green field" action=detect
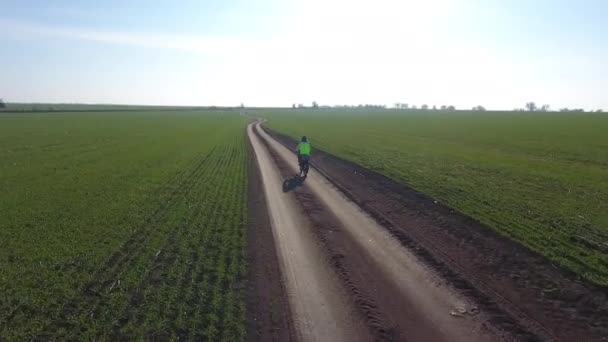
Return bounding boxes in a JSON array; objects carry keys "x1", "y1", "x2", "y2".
[
  {"x1": 1, "y1": 103, "x2": 216, "y2": 112},
  {"x1": 0, "y1": 111, "x2": 247, "y2": 339},
  {"x1": 265, "y1": 110, "x2": 608, "y2": 285},
  {"x1": 2, "y1": 108, "x2": 607, "y2": 339}
]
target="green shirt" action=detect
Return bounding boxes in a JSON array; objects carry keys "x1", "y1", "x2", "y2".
[{"x1": 297, "y1": 142, "x2": 311, "y2": 156}]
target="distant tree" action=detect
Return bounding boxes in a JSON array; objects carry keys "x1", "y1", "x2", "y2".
[
  {"x1": 403, "y1": 103, "x2": 409, "y2": 109},
  {"x1": 292, "y1": 103, "x2": 296, "y2": 109},
  {"x1": 525, "y1": 102, "x2": 537, "y2": 111},
  {"x1": 0, "y1": 99, "x2": 5, "y2": 109},
  {"x1": 473, "y1": 105, "x2": 486, "y2": 111},
  {"x1": 411, "y1": 105, "x2": 417, "y2": 110},
  {"x1": 432, "y1": 105, "x2": 437, "y2": 110},
  {"x1": 440, "y1": 105, "x2": 447, "y2": 110},
  {"x1": 596, "y1": 109, "x2": 603, "y2": 113},
  {"x1": 561, "y1": 107, "x2": 586, "y2": 112},
  {"x1": 297, "y1": 104, "x2": 304, "y2": 108},
  {"x1": 421, "y1": 104, "x2": 429, "y2": 110},
  {"x1": 312, "y1": 101, "x2": 319, "y2": 109},
  {"x1": 540, "y1": 104, "x2": 550, "y2": 112},
  {"x1": 240, "y1": 103, "x2": 244, "y2": 108},
  {"x1": 447, "y1": 105, "x2": 455, "y2": 111}
]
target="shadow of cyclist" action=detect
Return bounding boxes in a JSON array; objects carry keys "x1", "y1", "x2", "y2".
[{"x1": 282, "y1": 175, "x2": 304, "y2": 193}]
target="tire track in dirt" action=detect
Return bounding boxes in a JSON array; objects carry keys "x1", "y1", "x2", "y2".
[
  {"x1": 255, "y1": 125, "x2": 395, "y2": 341},
  {"x1": 245, "y1": 133, "x2": 294, "y2": 342},
  {"x1": 252, "y1": 121, "x2": 528, "y2": 342},
  {"x1": 305, "y1": 153, "x2": 550, "y2": 341},
  {"x1": 248, "y1": 122, "x2": 373, "y2": 342},
  {"x1": 317, "y1": 164, "x2": 548, "y2": 340}
]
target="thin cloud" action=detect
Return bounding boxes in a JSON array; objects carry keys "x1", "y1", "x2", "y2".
[{"x1": 0, "y1": 18, "x2": 266, "y2": 56}]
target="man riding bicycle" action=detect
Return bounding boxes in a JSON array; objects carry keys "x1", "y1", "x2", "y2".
[{"x1": 296, "y1": 136, "x2": 311, "y2": 176}]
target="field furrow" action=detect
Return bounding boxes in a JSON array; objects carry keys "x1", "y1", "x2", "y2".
[{"x1": 0, "y1": 112, "x2": 248, "y2": 340}]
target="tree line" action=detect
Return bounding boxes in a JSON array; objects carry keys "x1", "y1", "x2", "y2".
[
  {"x1": 292, "y1": 102, "x2": 387, "y2": 109},
  {"x1": 2, "y1": 98, "x2": 603, "y2": 112},
  {"x1": 516, "y1": 102, "x2": 602, "y2": 113},
  {"x1": 395, "y1": 103, "x2": 458, "y2": 111}
]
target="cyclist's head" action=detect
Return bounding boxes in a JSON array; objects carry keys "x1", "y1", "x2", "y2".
[{"x1": 301, "y1": 136, "x2": 308, "y2": 142}]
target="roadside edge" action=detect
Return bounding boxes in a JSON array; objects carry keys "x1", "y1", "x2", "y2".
[{"x1": 245, "y1": 127, "x2": 295, "y2": 342}]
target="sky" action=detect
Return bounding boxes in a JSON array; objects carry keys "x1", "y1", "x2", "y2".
[{"x1": 0, "y1": 0, "x2": 606, "y2": 110}]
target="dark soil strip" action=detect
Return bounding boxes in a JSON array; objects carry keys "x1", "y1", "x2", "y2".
[
  {"x1": 245, "y1": 132, "x2": 295, "y2": 342},
  {"x1": 267, "y1": 127, "x2": 608, "y2": 342}
]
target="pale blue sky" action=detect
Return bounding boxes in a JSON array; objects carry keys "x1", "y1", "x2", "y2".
[{"x1": 0, "y1": 0, "x2": 606, "y2": 110}]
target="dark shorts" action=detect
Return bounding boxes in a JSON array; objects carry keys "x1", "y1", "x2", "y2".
[{"x1": 298, "y1": 154, "x2": 309, "y2": 167}]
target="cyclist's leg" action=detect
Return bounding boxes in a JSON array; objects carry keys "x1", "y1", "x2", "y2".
[{"x1": 302, "y1": 155, "x2": 309, "y2": 172}]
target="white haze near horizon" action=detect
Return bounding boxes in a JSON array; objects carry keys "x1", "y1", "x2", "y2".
[{"x1": 0, "y1": 0, "x2": 606, "y2": 111}]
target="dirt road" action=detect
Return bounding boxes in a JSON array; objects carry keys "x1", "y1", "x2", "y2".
[
  {"x1": 247, "y1": 122, "x2": 371, "y2": 341},
  {"x1": 247, "y1": 121, "x2": 524, "y2": 341}
]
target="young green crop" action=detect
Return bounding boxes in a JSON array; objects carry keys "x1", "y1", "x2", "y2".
[
  {"x1": 264, "y1": 109, "x2": 608, "y2": 285},
  {"x1": 0, "y1": 111, "x2": 248, "y2": 339}
]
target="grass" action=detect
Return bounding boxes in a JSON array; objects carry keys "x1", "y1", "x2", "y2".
[
  {"x1": 264, "y1": 109, "x2": 608, "y2": 285},
  {"x1": 1, "y1": 103, "x2": 220, "y2": 112},
  {"x1": 0, "y1": 111, "x2": 248, "y2": 339}
]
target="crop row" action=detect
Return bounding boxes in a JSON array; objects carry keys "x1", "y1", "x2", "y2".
[{"x1": 0, "y1": 112, "x2": 248, "y2": 339}]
